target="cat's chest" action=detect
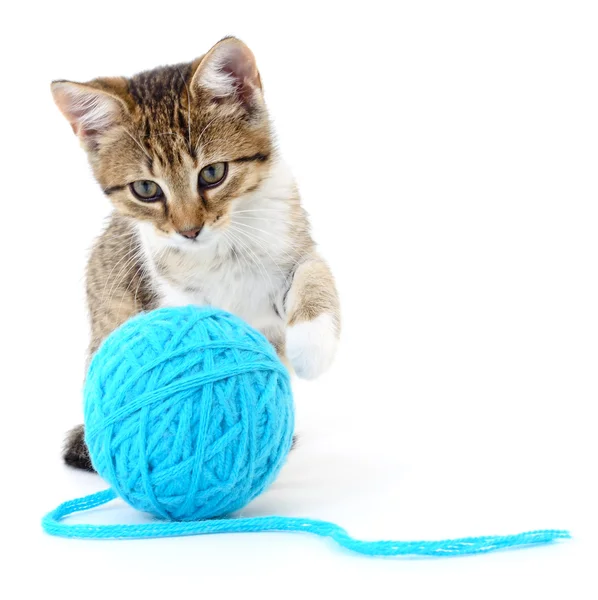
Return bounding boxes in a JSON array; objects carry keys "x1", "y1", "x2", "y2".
[{"x1": 154, "y1": 254, "x2": 285, "y2": 331}]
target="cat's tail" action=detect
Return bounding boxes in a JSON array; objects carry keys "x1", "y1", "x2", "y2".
[{"x1": 63, "y1": 425, "x2": 94, "y2": 471}]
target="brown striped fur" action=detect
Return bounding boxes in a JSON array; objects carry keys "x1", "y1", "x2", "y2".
[{"x1": 52, "y1": 37, "x2": 340, "y2": 471}]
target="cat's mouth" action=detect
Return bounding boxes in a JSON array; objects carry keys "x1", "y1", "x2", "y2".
[{"x1": 163, "y1": 227, "x2": 219, "y2": 250}]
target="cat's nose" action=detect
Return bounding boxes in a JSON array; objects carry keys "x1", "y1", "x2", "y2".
[{"x1": 178, "y1": 226, "x2": 203, "y2": 240}]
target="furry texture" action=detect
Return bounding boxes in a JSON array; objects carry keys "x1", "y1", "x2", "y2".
[{"x1": 52, "y1": 37, "x2": 340, "y2": 470}]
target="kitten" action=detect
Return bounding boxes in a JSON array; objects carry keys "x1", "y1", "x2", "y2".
[{"x1": 52, "y1": 37, "x2": 340, "y2": 470}]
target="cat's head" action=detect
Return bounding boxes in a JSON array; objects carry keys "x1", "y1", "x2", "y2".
[{"x1": 52, "y1": 37, "x2": 274, "y2": 248}]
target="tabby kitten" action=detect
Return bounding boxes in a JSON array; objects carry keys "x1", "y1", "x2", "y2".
[{"x1": 52, "y1": 37, "x2": 340, "y2": 470}]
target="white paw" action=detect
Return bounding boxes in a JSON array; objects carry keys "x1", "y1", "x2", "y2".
[{"x1": 286, "y1": 314, "x2": 338, "y2": 380}]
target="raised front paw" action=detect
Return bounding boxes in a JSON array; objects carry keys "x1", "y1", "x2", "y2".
[{"x1": 286, "y1": 314, "x2": 338, "y2": 380}]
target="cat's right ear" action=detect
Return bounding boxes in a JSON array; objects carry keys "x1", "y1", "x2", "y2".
[
  {"x1": 190, "y1": 37, "x2": 263, "y2": 110},
  {"x1": 51, "y1": 80, "x2": 128, "y2": 147}
]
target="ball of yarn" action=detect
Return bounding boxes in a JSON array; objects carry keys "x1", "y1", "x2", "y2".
[{"x1": 83, "y1": 306, "x2": 293, "y2": 521}]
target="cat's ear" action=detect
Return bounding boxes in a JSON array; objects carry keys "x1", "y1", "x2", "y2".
[
  {"x1": 191, "y1": 37, "x2": 263, "y2": 108},
  {"x1": 51, "y1": 79, "x2": 129, "y2": 144}
]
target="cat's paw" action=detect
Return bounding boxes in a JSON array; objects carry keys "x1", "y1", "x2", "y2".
[{"x1": 286, "y1": 314, "x2": 338, "y2": 380}]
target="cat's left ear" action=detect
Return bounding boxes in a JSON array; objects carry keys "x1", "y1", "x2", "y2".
[
  {"x1": 51, "y1": 78, "x2": 130, "y2": 147},
  {"x1": 191, "y1": 37, "x2": 263, "y2": 109}
]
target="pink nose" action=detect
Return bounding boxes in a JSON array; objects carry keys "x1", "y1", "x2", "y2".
[{"x1": 178, "y1": 226, "x2": 203, "y2": 240}]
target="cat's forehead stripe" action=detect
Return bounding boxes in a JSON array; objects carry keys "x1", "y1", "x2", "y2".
[
  {"x1": 126, "y1": 62, "x2": 196, "y2": 165},
  {"x1": 128, "y1": 63, "x2": 193, "y2": 105}
]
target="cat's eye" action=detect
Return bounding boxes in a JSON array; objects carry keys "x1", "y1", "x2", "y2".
[
  {"x1": 130, "y1": 180, "x2": 163, "y2": 202},
  {"x1": 199, "y1": 162, "x2": 227, "y2": 188}
]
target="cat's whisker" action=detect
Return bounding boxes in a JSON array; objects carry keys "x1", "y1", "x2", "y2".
[
  {"x1": 124, "y1": 130, "x2": 152, "y2": 161},
  {"x1": 132, "y1": 265, "x2": 145, "y2": 309},
  {"x1": 225, "y1": 228, "x2": 265, "y2": 279},
  {"x1": 229, "y1": 226, "x2": 288, "y2": 273},
  {"x1": 118, "y1": 265, "x2": 143, "y2": 317},
  {"x1": 231, "y1": 221, "x2": 303, "y2": 257},
  {"x1": 103, "y1": 252, "x2": 142, "y2": 307},
  {"x1": 103, "y1": 248, "x2": 144, "y2": 309},
  {"x1": 232, "y1": 209, "x2": 290, "y2": 214},
  {"x1": 232, "y1": 219, "x2": 296, "y2": 242},
  {"x1": 228, "y1": 230, "x2": 298, "y2": 284},
  {"x1": 218, "y1": 232, "x2": 232, "y2": 260},
  {"x1": 97, "y1": 231, "x2": 141, "y2": 242},
  {"x1": 227, "y1": 230, "x2": 296, "y2": 292},
  {"x1": 234, "y1": 215, "x2": 282, "y2": 223},
  {"x1": 105, "y1": 256, "x2": 144, "y2": 312},
  {"x1": 228, "y1": 225, "x2": 290, "y2": 281},
  {"x1": 195, "y1": 116, "x2": 220, "y2": 152},
  {"x1": 221, "y1": 230, "x2": 251, "y2": 273},
  {"x1": 224, "y1": 229, "x2": 261, "y2": 282},
  {"x1": 238, "y1": 234, "x2": 301, "y2": 274},
  {"x1": 98, "y1": 239, "x2": 138, "y2": 303},
  {"x1": 231, "y1": 232, "x2": 303, "y2": 265},
  {"x1": 225, "y1": 228, "x2": 273, "y2": 290}
]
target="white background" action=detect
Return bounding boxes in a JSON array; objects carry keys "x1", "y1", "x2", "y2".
[{"x1": 1, "y1": 1, "x2": 597, "y2": 598}]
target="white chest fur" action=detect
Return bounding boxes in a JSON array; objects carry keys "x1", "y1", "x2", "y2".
[
  {"x1": 135, "y1": 161, "x2": 298, "y2": 341},
  {"x1": 153, "y1": 250, "x2": 287, "y2": 334},
  {"x1": 133, "y1": 157, "x2": 339, "y2": 379}
]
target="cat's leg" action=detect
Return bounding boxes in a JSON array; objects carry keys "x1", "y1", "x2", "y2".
[
  {"x1": 285, "y1": 255, "x2": 340, "y2": 379},
  {"x1": 63, "y1": 221, "x2": 150, "y2": 470},
  {"x1": 63, "y1": 424, "x2": 94, "y2": 471}
]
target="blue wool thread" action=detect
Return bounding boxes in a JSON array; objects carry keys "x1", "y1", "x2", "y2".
[
  {"x1": 42, "y1": 489, "x2": 570, "y2": 556},
  {"x1": 83, "y1": 306, "x2": 293, "y2": 521},
  {"x1": 41, "y1": 306, "x2": 570, "y2": 557}
]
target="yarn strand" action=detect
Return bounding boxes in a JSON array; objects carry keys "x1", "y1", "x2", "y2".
[
  {"x1": 42, "y1": 490, "x2": 570, "y2": 557},
  {"x1": 48, "y1": 308, "x2": 570, "y2": 559}
]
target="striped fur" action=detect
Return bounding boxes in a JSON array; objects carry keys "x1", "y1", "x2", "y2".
[{"x1": 52, "y1": 37, "x2": 340, "y2": 470}]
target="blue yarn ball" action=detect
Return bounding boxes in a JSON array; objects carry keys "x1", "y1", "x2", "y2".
[{"x1": 83, "y1": 306, "x2": 294, "y2": 521}]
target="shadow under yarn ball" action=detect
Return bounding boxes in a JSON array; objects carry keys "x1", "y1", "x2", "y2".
[{"x1": 84, "y1": 306, "x2": 294, "y2": 521}]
